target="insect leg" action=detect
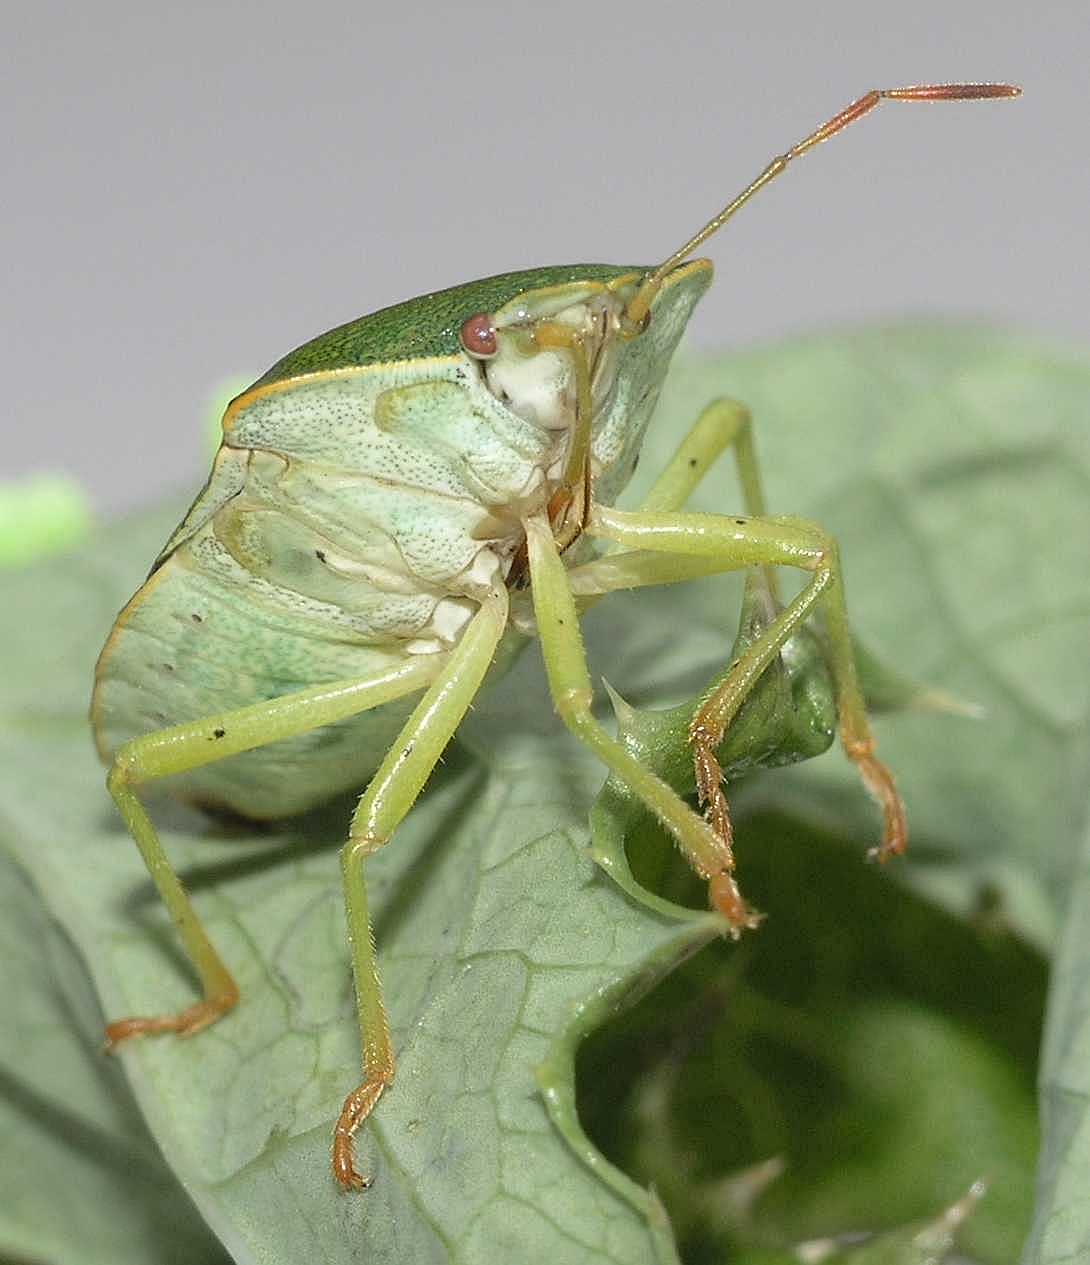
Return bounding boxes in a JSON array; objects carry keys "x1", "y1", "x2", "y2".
[
  {"x1": 587, "y1": 504, "x2": 907, "y2": 865},
  {"x1": 640, "y1": 397, "x2": 766, "y2": 512},
  {"x1": 332, "y1": 587, "x2": 509, "y2": 1192},
  {"x1": 103, "y1": 658, "x2": 443, "y2": 1046},
  {"x1": 525, "y1": 513, "x2": 761, "y2": 930},
  {"x1": 571, "y1": 395, "x2": 776, "y2": 598},
  {"x1": 636, "y1": 396, "x2": 779, "y2": 598}
]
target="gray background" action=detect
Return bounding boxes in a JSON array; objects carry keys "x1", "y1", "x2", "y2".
[{"x1": 5, "y1": 1, "x2": 1085, "y2": 515}]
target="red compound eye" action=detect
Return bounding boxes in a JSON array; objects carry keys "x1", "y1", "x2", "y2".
[{"x1": 460, "y1": 312, "x2": 498, "y2": 358}]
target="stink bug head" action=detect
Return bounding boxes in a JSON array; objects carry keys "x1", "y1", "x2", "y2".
[
  {"x1": 454, "y1": 260, "x2": 713, "y2": 507},
  {"x1": 227, "y1": 259, "x2": 713, "y2": 535},
  {"x1": 434, "y1": 82, "x2": 1022, "y2": 511}
]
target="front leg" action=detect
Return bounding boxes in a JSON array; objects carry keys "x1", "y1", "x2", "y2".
[
  {"x1": 573, "y1": 395, "x2": 786, "y2": 846},
  {"x1": 586, "y1": 504, "x2": 907, "y2": 866},
  {"x1": 527, "y1": 513, "x2": 762, "y2": 931},
  {"x1": 634, "y1": 395, "x2": 779, "y2": 599}
]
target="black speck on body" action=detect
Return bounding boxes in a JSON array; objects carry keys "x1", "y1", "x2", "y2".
[{"x1": 213, "y1": 727, "x2": 226, "y2": 739}]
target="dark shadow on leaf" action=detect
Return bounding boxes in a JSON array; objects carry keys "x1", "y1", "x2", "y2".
[
  {"x1": 110, "y1": 745, "x2": 486, "y2": 1005},
  {"x1": 372, "y1": 759, "x2": 488, "y2": 947},
  {"x1": 116, "y1": 744, "x2": 478, "y2": 908},
  {"x1": 0, "y1": 1064, "x2": 231, "y2": 1264},
  {"x1": 913, "y1": 441, "x2": 1063, "y2": 490},
  {"x1": 579, "y1": 804, "x2": 1047, "y2": 1265}
]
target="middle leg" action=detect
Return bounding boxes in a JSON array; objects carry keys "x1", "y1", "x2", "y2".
[
  {"x1": 633, "y1": 395, "x2": 779, "y2": 600},
  {"x1": 331, "y1": 586, "x2": 509, "y2": 1192}
]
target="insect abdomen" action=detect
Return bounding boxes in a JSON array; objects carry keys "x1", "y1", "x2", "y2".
[
  {"x1": 92, "y1": 366, "x2": 549, "y2": 816},
  {"x1": 91, "y1": 521, "x2": 426, "y2": 817}
]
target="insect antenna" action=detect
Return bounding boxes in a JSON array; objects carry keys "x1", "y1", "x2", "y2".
[{"x1": 624, "y1": 82, "x2": 1022, "y2": 330}]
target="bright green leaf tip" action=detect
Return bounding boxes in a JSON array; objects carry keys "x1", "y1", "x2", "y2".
[{"x1": 0, "y1": 474, "x2": 92, "y2": 566}]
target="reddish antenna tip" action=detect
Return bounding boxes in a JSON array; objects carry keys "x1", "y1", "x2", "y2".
[
  {"x1": 625, "y1": 80, "x2": 1022, "y2": 328},
  {"x1": 884, "y1": 83, "x2": 1022, "y2": 101}
]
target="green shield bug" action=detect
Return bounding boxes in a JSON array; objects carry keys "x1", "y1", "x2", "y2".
[{"x1": 92, "y1": 82, "x2": 1020, "y2": 1191}]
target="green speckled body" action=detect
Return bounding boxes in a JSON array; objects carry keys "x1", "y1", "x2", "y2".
[
  {"x1": 92, "y1": 262, "x2": 711, "y2": 817},
  {"x1": 254, "y1": 265, "x2": 642, "y2": 379}
]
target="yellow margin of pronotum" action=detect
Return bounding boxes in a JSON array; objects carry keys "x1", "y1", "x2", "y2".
[{"x1": 221, "y1": 358, "x2": 464, "y2": 435}]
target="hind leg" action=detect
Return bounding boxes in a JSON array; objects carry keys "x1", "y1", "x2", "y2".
[{"x1": 103, "y1": 659, "x2": 442, "y2": 1045}]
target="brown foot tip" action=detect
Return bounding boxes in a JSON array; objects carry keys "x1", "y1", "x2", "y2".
[
  {"x1": 331, "y1": 1078, "x2": 389, "y2": 1192},
  {"x1": 332, "y1": 1138, "x2": 373, "y2": 1193},
  {"x1": 864, "y1": 834, "x2": 910, "y2": 865},
  {"x1": 865, "y1": 801, "x2": 908, "y2": 866},
  {"x1": 846, "y1": 742, "x2": 908, "y2": 867},
  {"x1": 709, "y1": 871, "x2": 764, "y2": 938},
  {"x1": 103, "y1": 989, "x2": 239, "y2": 1051}
]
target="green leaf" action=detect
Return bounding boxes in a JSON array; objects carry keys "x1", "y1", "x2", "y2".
[
  {"x1": 1024, "y1": 799, "x2": 1090, "y2": 1265},
  {"x1": 0, "y1": 848, "x2": 229, "y2": 1265},
  {"x1": 1, "y1": 323, "x2": 1087, "y2": 1264}
]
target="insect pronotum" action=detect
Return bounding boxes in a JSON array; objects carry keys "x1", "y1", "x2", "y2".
[{"x1": 92, "y1": 82, "x2": 1020, "y2": 1191}]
